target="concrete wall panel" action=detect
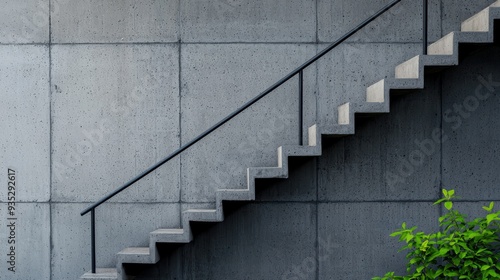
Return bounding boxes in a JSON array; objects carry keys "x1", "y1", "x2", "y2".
[
  {"x1": 51, "y1": 44, "x2": 180, "y2": 203},
  {"x1": 318, "y1": 202, "x2": 439, "y2": 279},
  {"x1": 180, "y1": 0, "x2": 316, "y2": 42},
  {"x1": 51, "y1": 0, "x2": 179, "y2": 43},
  {"x1": 0, "y1": 0, "x2": 49, "y2": 43},
  {"x1": 442, "y1": 45, "x2": 500, "y2": 200},
  {"x1": 0, "y1": 45, "x2": 50, "y2": 202},
  {"x1": 182, "y1": 203, "x2": 317, "y2": 280}
]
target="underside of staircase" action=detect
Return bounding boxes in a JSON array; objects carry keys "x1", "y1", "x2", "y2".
[{"x1": 81, "y1": 1, "x2": 500, "y2": 279}]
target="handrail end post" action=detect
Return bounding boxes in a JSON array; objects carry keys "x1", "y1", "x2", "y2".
[
  {"x1": 299, "y1": 70, "x2": 304, "y2": 146},
  {"x1": 91, "y1": 209, "x2": 96, "y2": 274}
]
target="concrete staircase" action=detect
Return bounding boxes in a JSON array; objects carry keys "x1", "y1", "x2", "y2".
[{"x1": 81, "y1": 1, "x2": 500, "y2": 279}]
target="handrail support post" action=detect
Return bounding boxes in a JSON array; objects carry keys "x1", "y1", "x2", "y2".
[
  {"x1": 423, "y1": 0, "x2": 428, "y2": 55},
  {"x1": 91, "y1": 209, "x2": 96, "y2": 274},
  {"x1": 299, "y1": 70, "x2": 304, "y2": 146}
]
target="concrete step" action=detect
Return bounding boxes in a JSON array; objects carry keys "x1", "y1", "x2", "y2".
[
  {"x1": 462, "y1": 3, "x2": 500, "y2": 32},
  {"x1": 427, "y1": 31, "x2": 491, "y2": 55},
  {"x1": 395, "y1": 55, "x2": 457, "y2": 79},
  {"x1": 183, "y1": 208, "x2": 221, "y2": 222},
  {"x1": 150, "y1": 228, "x2": 192, "y2": 242},
  {"x1": 117, "y1": 247, "x2": 157, "y2": 264},
  {"x1": 81, "y1": 268, "x2": 118, "y2": 280}
]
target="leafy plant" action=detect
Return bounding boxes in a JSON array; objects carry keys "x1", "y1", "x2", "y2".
[{"x1": 373, "y1": 189, "x2": 500, "y2": 280}]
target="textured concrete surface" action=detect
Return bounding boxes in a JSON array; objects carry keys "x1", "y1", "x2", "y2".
[
  {"x1": 180, "y1": 44, "x2": 316, "y2": 203},
  {"x1": 51, "y1": 0, "x2": 179, "y2": 43},
  {"x1": 442, "y1": 45, "x2": 500, "y2": 200},
  {"x1": 0, "y1": 45, "x2": 50, "y2": 202},
  {"x1": 452, "y1": 201, "x2": 500, "y2": 220},
  {"x1": 0, "y1": 203, "x2": 50, "y2": 280},
  {"x1": 318, "y1": 0, "x2": 442, "y2": 43},
  {"x1": 0, "y1": 0, "x2": 499, "y2": 279},
  {"x1": 256, "y1": 156, "x2": 317, "y2": 202},
  {"x1": 0, "y1": 0, "x2": 49, "y2": 43},
  {"x1": 51, "y1": 203, "x2": 180, "y2": 280},
  {"x1": 317, "y1": 43, "x2": 422, "y2": 126},
  {"x1": 51, "y1": 44, "x2": 180, "y2": 203},
  {"x1": 442, "y1": 0, "x2": 495, "y2": 35},
  {"x1": 318, "y1": 202, "x2": 439, "y2": 279},
  {"x1": 318, "y1": 76, "x2": 442, "y2": 201},
  {"x1": 177, "y1": 203, "x2": 316, "y2": 280},
  {"x1": 183, "y1": 204, "x2": 316, "y2": 279},
  {"x1": 180, "y1": 0, "x2": 316, "y2": 42}
]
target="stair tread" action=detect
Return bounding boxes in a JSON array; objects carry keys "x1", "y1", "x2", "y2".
[
  {"x1": 185, "y1": 209, "x2": 216, "y2": 213},
  {"x1": 218, "y1": 188, "x2": 249, "y2": 192},
  {"x1": 151, "y1": 228, "x2": 184, "y2": 234},
  {"x1": 81, "y1": 268, "x2": 118, "y2": 279},
  {"x1": 118, "y1": 247, "x2": 149, "y2": 255}
]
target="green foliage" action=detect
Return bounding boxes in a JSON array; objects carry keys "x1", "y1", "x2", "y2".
[{"x1": 373, "y1": 189, "x2": 500, "y2": 280}]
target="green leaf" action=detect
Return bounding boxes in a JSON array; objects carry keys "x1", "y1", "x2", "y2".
[
  {"x1": 486, "y1": 213, "x2": 500, "y2": 225},
  {"x1": 482, "y1": 202, "x2": 495, "y2": 212},
  {"x1": 444, "y1": 201, "x2": 453, "y2": 211},
  {"x1": 374, "y1": 189, "x2": 500, "y2": 280},
  {"x1": 481, "y1": 265, "x2": 490, "y2": 271},
  {"x1": 442, "y1": 189, "x2": 448, "y2": 197}
]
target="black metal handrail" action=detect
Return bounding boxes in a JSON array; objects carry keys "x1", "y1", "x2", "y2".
[{"x1": 81, "y1": 0, "x2": 431, "y2": 273}]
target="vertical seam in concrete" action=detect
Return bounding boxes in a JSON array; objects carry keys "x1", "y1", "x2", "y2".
[
  {"x1": 178, "y1": 41, "x2": 183, "y2": 207},
  {"x1": 178, "y1": 0, "x2": 183, "y2": 206},
  {"x1": 315, "y1": 0, "x2": 319, "y2": 43},
  {"x1": 178, "y1": 0, "x2": 186, "y2": 276},
  {"x1": 440, "y1": 0, "x2": 444, "y2": 38},
  {"x1": 48, "y1": 0, "x2": 53, "y2": 279}
]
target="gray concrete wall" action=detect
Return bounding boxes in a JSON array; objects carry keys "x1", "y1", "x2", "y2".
[
  {"x1": 0, "y1": 0, "x2": 498, "y2": 279},
  {"x1": 133, "y1": 44, "x2": 500, "y2": 279}
]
